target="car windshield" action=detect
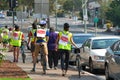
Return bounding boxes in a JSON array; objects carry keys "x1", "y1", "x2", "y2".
[
  {"x1": 92, "y1": 39, "x2": 119, "y2": 49},
  {"x1": 73, "y1": 35, "x2": 92, "y2": 44}
]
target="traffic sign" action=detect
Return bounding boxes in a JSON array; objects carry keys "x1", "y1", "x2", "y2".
[
  {"x1": 83, "y1": 15, "x2": 88, "y2": 21},
  {"x1": 94, "y1": 17, "x2": 99, "y2": 23}
]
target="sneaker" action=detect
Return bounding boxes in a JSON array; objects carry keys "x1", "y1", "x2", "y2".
[
  {"x1": 62, "y1": 70, "x2": 65, "y2": 76},
  {"x1": 46, "y1": 67, "x2": 50, "y2": 70},
  {"x1": 31, "y1": 68, "x2": 35, "y2": 72},
  {"x1": 64, "y1": 70, "x2": 67, "y2": 75},
  {"x1": 54, "y1": 67, "x2": 57, "y2": 70}
]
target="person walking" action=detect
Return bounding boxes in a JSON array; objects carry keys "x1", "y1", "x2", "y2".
[
  {"x1": 48, "y1": 27, "x2": 58, "y2": 70},
  {"x1": 2, "y1": 25, "x2": 9, "y2": 48},
  {"x1": 28, "y1": 23, "x2": 37, "y2": 62},
  {"x1": 12, "y1": 24, "x2": 24, "y2": 62},
  {"x1": 57, "y1": 23, "x2": 78, "y2": 76},
  {"x1": 31, "y1": 20, "x2": 49, "y2": 74},
  {"x1": 8, "y1": 27, "x2": 13, "y2": 52}
]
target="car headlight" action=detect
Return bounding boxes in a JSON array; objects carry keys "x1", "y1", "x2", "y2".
[{"x1": 94, "y1": 55, "x2": 105, "y2": 60}]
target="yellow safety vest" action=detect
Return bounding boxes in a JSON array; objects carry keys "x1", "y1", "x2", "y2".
[
  {"x1": 2, "y1": 29, "x2": 9, "y2": 39},
  {"x1": 30, "y1": 29, "x2": 36, "y2": 42},
  {"x1": 12, "y1": 31, "x2": 22, "y2": 47},
  {"x1": 58, "y1": 31, "x2": 72, "y2": 50}
]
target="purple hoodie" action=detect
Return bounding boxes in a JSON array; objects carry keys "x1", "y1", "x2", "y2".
[{"x1": 48, "y1": 32, "x2": 58, "y2": 50}]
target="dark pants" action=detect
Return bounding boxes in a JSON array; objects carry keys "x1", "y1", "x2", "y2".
[
  {"x1": 59, "y1": 49, "x2": 70, "y2": 71},
  {"x1": 48, "y1": 50, "x2": 59, "y2": 68}
]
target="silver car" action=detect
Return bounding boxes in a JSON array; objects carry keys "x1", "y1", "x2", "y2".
[
  {"x1": 69, "y1": 33, "x2": 94, "y2": 65},
  {"x1": 105, "y1": 40, "x2": 120, "y2": 80},
  {"x1": 80, "y1": 36, "x2": 120, "y2": 73}
]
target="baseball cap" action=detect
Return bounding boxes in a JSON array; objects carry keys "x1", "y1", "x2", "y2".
[{"x1": 40, "y1": 20, "x2": 46, "y2": 25}]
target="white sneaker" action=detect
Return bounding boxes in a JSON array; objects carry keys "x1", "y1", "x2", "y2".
[{"x1": 46, "y1": 66, "x2": 50, "y2": 70}]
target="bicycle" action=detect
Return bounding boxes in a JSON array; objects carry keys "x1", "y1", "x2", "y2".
[
  {"x1": 74, "y1": 48, "x2": 81, "y2": 78},
  {"x1": 20, "y1": 40, "x2": 26, "y2": 63}
]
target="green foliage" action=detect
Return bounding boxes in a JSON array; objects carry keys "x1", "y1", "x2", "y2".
[
  {"x1": 63, "y1": 0, "x2": 74, "y2": 11},
  {"x1": 0, "y1": 0, "x2": 9, "y2": 10},
  {"x1": 63, "y1": 0, "x2": 82, "y2": 12},
  {"x1": 0, "y1": 53, "x2": 5, "y2": 65},
  {"x1": 0, "y1": 48, "x2": 8, "y2": 65},
  {"x1": 0, "y1": 78, "x2": 31, "y2": 80},
  {"x1": 106, "y1": 0, "x2": 120, "y2": 27}
]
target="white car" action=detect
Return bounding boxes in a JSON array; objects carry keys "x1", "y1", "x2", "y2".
[
  {"x1": 69, "y1": 33, "x2": 94, "y2": 65},
  {"x1": 79, "y1": 36, "x2": 120, "y2": 73}
]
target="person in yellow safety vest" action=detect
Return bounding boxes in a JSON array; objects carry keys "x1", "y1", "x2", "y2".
[
  {"x1": 56, "y1": 23, "x2": 78, "y2": 76},
  {"x1": 12, "y1": 24, "x2": 24, "y2": 62},
  {"x1": 8, "y1": 27, "x2": 14, "y2": 52},
  {"x1": 2, "y1": 25, "x2": 9, "y2": 48},
  {"x1": 28, "y1": 23, "x2": 37, "y2": 62},
  {"x1": 31, "y1": 20, "x2": 49, "y2": 74}
]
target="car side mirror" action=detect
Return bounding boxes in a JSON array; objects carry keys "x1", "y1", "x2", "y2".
[{"x1": 74, "y1": 48, "x2": 80, "y2": 54}]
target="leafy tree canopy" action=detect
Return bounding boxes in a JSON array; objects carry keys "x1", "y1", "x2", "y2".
[{"x1": 106, "y1": 0, "x2": 120, "y2": 27}]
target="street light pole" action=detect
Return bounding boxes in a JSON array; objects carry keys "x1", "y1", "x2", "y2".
[
  {"x1": 55, "y1": 0, "x2": 57, "y2": 30},
  {"x1": 41, "y1": 0, "x2": 43, "y2": 19},
  {"x1": 82, "y1": 0, "x2": 88, "y2": 33}
]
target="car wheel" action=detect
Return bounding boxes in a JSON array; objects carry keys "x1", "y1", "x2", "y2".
[
  {"x1": 105, "y1": 65, "x2": 113, "y2": 80},
  {"x1": 76, "y1": 57, "x2": 81, "y2": 78},
  {"x1": 89, "y1": 59, "x2": 94, "y2": 73},
  {"x1": 76, "y1": 57, "x2": 80, "y2": 67}
]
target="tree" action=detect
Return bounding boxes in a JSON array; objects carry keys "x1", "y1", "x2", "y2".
[
  {"x1": 0, "y1": 0, "x2": 9, "y2": 10},
  {"x1": 63, "y1": 0, "x2": 82, "y2": 12},
  {"x1": 106, "y1": 0, "x2": 120, "y2": 27},
  {"x1": 63, "y1": 0, "x2": 73, "y2": 12}
]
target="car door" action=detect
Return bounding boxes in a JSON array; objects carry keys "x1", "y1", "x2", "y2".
[
  {"x1": 80, "y1": 39, "x2": 91, "y2": 65},
  {"x1": 109, "y1": 41, "x2": 120, "y2": 77}
]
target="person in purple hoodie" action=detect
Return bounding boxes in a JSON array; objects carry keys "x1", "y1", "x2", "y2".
[{"x1": 48, "y1": 27, "x2": 59, "y2": 70}]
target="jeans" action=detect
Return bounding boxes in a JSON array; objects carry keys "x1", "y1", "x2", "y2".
[{"x1": 59, "y1": 49, "x2": 70, "y2": 71}]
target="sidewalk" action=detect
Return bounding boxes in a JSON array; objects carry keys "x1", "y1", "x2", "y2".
[{"x1": 3, "y1": 48, "x2": 103, "y2": 80}]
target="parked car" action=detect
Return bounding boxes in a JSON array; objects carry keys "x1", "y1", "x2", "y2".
[
  {"x1": 79, "y1": 36, "x2": 120, "y2": 73},
  {"x1": 0, "y1": 13, "x2": 5, "y2": 19},
  {"x1": 105, "y1": 40, "x2": 120, "y2": 80},
  {"x1": 69, "y1": 33, "x2": 94, "y2": 65},
  {"x1": 114, "y1": 28, "x2": 120, "y2": 35}
]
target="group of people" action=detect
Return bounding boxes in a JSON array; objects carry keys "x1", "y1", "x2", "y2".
[
  {"x1": 0, "y1": 24, "x2": 24, "y2": 63},
  {"x1": 0, "y1": 19, "x2": 78, "y2": 76},
  {"x1": 28, "y1": 19, "x2": 78, "y2": 76}
]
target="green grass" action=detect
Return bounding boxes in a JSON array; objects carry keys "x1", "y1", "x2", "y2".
[{"x1": 0, "y1": 78, "x2": 32, "y2": 80}]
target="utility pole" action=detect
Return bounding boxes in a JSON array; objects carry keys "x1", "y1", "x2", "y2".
[
  {"x1": 41, "y1": 0, "x2": 43, "y2": 19},
  {"x1": 82, "y1": 0, "x2": 88, "y2": 33},
  {"x1": 55, "y1": 0, "x2": 58, "y2": 30},
  {"x1": 9, "y1": 0, "x2": 18, "y2": 27}
]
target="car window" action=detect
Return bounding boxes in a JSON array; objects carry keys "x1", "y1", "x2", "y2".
[
  {"x1": 73, "y1": 35, "x2": 92, "y2": 44},
  {"x1": 92, "y1": 39, "x2": 119, "y2": 49},
  {"x1": 112, "y1": 41, "x2": 120, "y2": 55},
  {"x1": 84, "y1": 39, "x2": 91, "y2": 48}
]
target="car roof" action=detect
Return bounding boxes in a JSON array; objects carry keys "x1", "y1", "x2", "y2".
[
  {"x1": 73, "y1": 33, "x2": 94, "y2": 36},
  {"x1": 89, "y1": 36, "x2": 120, "y2": 40}
]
